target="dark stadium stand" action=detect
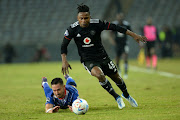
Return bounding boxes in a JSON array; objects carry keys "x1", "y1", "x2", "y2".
[
  {"x1": 0, "y1": 0, "x2": 110, "y2": 62},
  {"x1": 125, "y1": 0, "x2": 180, "y2": 34},
  {"x1": 0, "y1": 0, "x2": 110, "y2": 45},
  {"x1": 0, "y1": 0, "x2": 179, "y2": 63}
]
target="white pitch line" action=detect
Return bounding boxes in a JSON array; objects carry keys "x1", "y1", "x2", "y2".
[{"x1": 130, "y1": 66, "x2": 180, "y2": 79}]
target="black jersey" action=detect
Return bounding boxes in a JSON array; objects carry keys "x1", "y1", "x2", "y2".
[
  {"x1": 61, "y1": 19, "x2": 127, "y2": 62},
  {"x1": 112, "y1": 20, "x2": 131, "y2": 45}
]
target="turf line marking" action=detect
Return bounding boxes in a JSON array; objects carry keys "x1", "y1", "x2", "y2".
[{"x1": 130, "y1": 66, "x2": 180, "y2": 79}]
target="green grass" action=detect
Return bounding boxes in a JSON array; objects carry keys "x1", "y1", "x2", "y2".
[{"x1": 0, "y1": 59, "x2": 180, "y2": 120}]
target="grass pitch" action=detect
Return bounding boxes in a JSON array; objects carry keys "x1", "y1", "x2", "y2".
[{"x1": 0, "y1": 59, "x2": 180, "y2": 120}]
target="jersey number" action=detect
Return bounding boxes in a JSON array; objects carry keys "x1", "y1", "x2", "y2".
[{"x1": 108, "y1": 61, "x2": 117, "y2": 72}]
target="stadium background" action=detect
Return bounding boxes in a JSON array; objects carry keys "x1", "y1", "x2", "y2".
[{"x1": 0, "y1": 0, "x2": 179, "y2": 63}]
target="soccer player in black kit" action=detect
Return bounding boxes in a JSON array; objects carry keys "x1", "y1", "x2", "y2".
[
  {"x1": 61, "y1": 4, "x2": 147, "y2": 109},
  {"x1": 110, "y1": 13, "x2": 131, "y2": 79}
]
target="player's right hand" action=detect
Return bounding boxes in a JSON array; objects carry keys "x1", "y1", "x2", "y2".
[
  {"x1": 52, "y1": 106, "x2": 60, "y2": 113},
  {"x1": 62, "y1": 61, "x2": 72, "y2": 75}
]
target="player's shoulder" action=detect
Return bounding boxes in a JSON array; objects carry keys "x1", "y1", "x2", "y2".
[
  {"x1": 46, "y1": 90, "x2": 54, "y2": 99},
  {"x1": 112, "y1": 20, "x2": 119, "y2": 25},
  {"x1": 90, "y1": 19, "x2": 100, "y2": 23},
  {"x1": 123, "y1": 20, "x2": 130, "y2": 26},
  {"x1": 70, "y1": 21, "x2": 79, "y2": 28}
]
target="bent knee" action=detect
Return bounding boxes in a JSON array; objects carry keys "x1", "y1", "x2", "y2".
[
  {"x1": 94, "y1": 73, "x2": 106, "y2": 82},
  {"x1": 91, "y1": 67, "x2": 106, "y2": 82}
]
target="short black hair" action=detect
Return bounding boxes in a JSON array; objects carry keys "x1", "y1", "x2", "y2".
[
  {"x1": 51, "y1": 78, "x2": 64, "y2": 85},
  {"x1": 77, "y1": 4, "x2": 90, "y2": 14}
]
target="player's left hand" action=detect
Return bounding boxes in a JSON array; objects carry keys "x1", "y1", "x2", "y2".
[
  {"x1": 68, "y1": 105, "x2": 73, "y2": 112},
  {"x1": 52, "y1": 106, "x2": 60, "y2": 113}
]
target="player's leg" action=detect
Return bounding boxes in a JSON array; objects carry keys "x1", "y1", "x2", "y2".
[
  {"x1": 123, "y1": 52, "x2": 128, "y2": 79},
  {"x1": 64, "y1": 74, "x2": 77, "y2": 87},
  {"x1": 150, "y1": 42, "x2": 157, "y2": 69},
  {"x1": 115, "y1": 56, "x2": 120, "y2": 73},
  {"x1": 42, "y1": 77, "x2": 53, "y2": 97},
  {"x1": 83, "y1": 62, "x2": 119, "y2": 99},
  {"x1": 108, "y1": 73, "x2": 138, "y2": 107},
  {"x1": 123, "y1": 45, "x2": 129, "y2": 79},
  {"x1": 82, "y1": 61, "x2": 125, "y2": 109},
  {"x1": 108, "y1": 73, "x2": 129, "y2": 97},
  {"x1": 91, "y1": 66, "x2": 125, "y2": 109},
  {"x1": 91, "y1": 66, "x2": 119, "y2": 99},
  {"x1": 146, "y1": 42, "x2": 151, "y2": 68},
  {"x1": 116, "y1": 47, "x2": 122, "y2": 76}
]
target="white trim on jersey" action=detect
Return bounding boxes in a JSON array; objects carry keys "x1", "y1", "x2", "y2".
[
  {"x1": 112, "y1": 20, "x2": 130, "y2": 26},
  {"x1": 112, "y1": 20, "x2": 119, "y2": 25},
  {"x1": 82, "y1": 62, "x2": 92, "y2": 75},
  {"x1": 70, "y1": 19, "x2": 100, "y2": 28},
  {"x1": 71, "y1": 21, "x2": 79, "y2": 28},
  {"x1": 90, "y1": 19, "x2": 99, "y2": 23},
  {"x1": 123, "y1": 20, "x2": 130, "y2": 26}
]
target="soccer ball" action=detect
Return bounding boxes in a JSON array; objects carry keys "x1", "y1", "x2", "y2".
[{"x1": 72, "y1": 98, "x2": 89, "y2": 115}]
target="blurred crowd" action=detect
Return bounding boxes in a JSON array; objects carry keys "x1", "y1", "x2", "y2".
[
  {"x1": 139, "y1": 22, "x2": 180, "y2": 59},
  {"x1": 0, "y1": 43, "x2": 51, "y2": 64},
  {"x1": 0, "y1": 23, "x2": 180, "y2": 64},
  {"x1": 158, "y1": 25, "x2": 180, "y2": 58}
]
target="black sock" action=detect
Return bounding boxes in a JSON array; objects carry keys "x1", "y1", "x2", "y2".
[
  {"x1": 116, "y1": 80, "x2": 129, "y2": 98},
  {"x1": 100, "y1": 79, "x2": 119, "y2": 99}
]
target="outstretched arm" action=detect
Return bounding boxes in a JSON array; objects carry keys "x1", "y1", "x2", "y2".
[
  {"x1": 45, "y1": 104, "x2": 60, "y2": 113},
  {"x1": 126, "y1": 30, "x2": 147, "y2": 43},
  {"x1": 61, "y1": 34, "x2": 72, "y2": 75},
  {"x1": 61, "y1": 53, "x2": 72, "y2": 75},
  {"x1": 99, "y1": 20, "x2": 147, "y2": 43}
]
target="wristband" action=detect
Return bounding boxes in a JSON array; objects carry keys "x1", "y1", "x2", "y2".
[{"x1": 46, "y1": 108, "x2": 53, "y2": 113}]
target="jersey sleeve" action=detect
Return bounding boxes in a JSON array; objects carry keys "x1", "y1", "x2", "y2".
[
  {"x1": 127, "y1": 23, "x2": 131, "y2": 31},
  {"x1": 69, "y1": 86, "x2": 79, "y2": 103},
  {"x1": 61, "y1": 26, "x2": 74, "y2": 54},
  {"x1": 72, "y1": 91, "x2": 79, "y2": 103},
  {"x1": 45, "y1": 95, "x2": 54, "y2": 105},
  {"x1": 99, "y1": 20, "x2": 127, "y2": 34},
  {"x1": 64, "y1": 26, "x2": 74, "y2": 40}
]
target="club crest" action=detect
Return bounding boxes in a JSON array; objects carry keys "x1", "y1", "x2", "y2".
[{"x1": 90, "y1": 30, "x2": 96, "y2": 35}]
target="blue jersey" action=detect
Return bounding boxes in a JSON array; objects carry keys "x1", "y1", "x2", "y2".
[{"x1": 45, "y1": 85, "x2": 79, "y2": 109}]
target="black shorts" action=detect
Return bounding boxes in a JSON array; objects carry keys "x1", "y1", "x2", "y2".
[
  {"x1": 146, "y1": 41, "x2": 156, "y2": 56},
  {"x1": 82, "y1": 57, "x2": 118, "y2": 76},
  {"x1": 146, "y1": 41, "x2": 155, "y2": 50}
]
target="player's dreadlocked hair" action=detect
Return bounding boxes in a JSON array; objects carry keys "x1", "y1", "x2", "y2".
[{"x1": 77, "y1": 4, "x2": 90, "y2": 14}]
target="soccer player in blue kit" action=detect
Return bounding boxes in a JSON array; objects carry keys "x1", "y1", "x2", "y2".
[
  {"x1": 42, "y1": 75, "x2": 79, "y2": 113},
  {"x1": 61, "y1": 4, "x2": 147, "y2": 109}
]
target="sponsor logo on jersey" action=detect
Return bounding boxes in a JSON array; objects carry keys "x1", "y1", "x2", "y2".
[
  {"x1": 64, "y1": 30, "x2": 69, "y2": 36},
  {"x1": 82, "y1": 37, "x2": 94, "y2": 47},
  {"x1": 83, "y1": 37, "x2": 91, "y2": 44}
]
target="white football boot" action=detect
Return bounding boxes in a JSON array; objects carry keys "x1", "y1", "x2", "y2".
[
  {"x1": 116, "y1": 96, "x2": 125, "y2": 109},
  {"x1": 122, "y1": 94, "x2": 138, "y2": 107}
]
